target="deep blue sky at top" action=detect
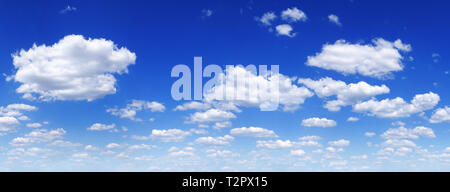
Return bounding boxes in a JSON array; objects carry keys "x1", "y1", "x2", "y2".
[{"x1": 0, "y1": 0, "x2": 449, "y2": 147}]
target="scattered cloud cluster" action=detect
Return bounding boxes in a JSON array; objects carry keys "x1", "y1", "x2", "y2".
[{"x1": 256, "y1": 7, "x2": 307, "y2": 37}]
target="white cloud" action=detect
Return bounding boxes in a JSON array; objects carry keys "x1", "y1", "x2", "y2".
[
  {"x1": 203, "y1": 66, "x2": 314, "y2": 112},
  {"x1": 298, "y1": 135, "x2": 322, "y2": 141},
  {"x1": 299, "y1": 77, "x2": 389, "y2": 111},
  {"x1": 301, "y1": 117, "x2": 336, "y2": 128},
  {"x1": 174, "y1": 101, "x2": 211, "y2": 111},
  {"x1": 87, "y1": 123, "x2": 118, "y2": 132},
  {"x1": 206, "y1": 149, "x2": 239, "y2": 158},
  {"x1": 328, "y1": 14, "x2": 341, "y2": 26},
  {"x1": 0, "y1": 116, "x2": 20, "y2": 132},
  {"x1": 49, "y1": 140, "x2": 82, "y2": 147},
  {"x1": 275, "y1": 24, "x2": 296, "y2": 37},
  {"x1": 306, "y1": 38, "x2": 411, "y2": 79},
  {"x1": 365, "y1": 132, "x2": 376, "y2": 137},
  {"x1": 0, "y1": 103, "x2": 37, "y2": 117},
  {"x1": 230, "y1": 127, "x2": 278, "y2": 138},
  {"x1": 10, "y1": 128, "x2": 66, "y2": 146},
  {"x1": 105, "y1": 143, "x2": 121, "y2": 149},
  {"x1": 195, "y1": 135, "x2": 234, "y2": 146},
  {"x1": 258, "y1": 12, "x2": 277, "y2": 26},
  {"x1": 107, "y1": 100, "x2": 165, "y2": 121},
  {"x1": 392, "y1": 121, "x2": 406, "y2": 127},
  {"x1": 188, "y1": 109, "x2": 236, "y2": 123},
  {"x1": 347, "y1": 117, "x2": 359, "y2": 122},
  {"x1": 128, "y1": 144, "x2": 155, "y2": 150},
  {"x1": 381, "y1": 126, "x2": 435, "y2": 140},
  {"x1": 170, "y1": 147, "x2": 195, "y2": 157},
  {"x1": 290, "y1": 149, "x2": 306, "y2": 156},
  {"x1": 281, "y1": 7, "x2": 307, "y2": 22},
  {"x1": 430, "y1": 106, "x2": 450, "y2": 123},
  {"x1": 328, "y1": 139, "x2": 350, "y2": 147},
  {"x1": 350, "y1": 155, "x2": 368, "y2": 160},
  {"x1": 256, "y1": 140, "x2": 294, "y2": 149},
  {"x1": 26, "y1": 123, "x2": 42, "y2": 128},
  {"x1": 10, "y1": 35, "x2": 136, "y2": 101},
  {"x1": 84, "y1": 145, "x2": 99, "y2": 151},
  {"x1": 213, "y1": 121, "x2": 232, "y2": 129},
  {"x1": 132, "y1": 129, "x2": 191, "y2": 142},
  {"x1": 353, "y1": 92, "x2": 440, "y2": 118}
]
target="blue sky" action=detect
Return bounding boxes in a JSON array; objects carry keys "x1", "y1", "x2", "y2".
[{"x1": 0, "y1": 0, "x2": 449, "y2": 171}]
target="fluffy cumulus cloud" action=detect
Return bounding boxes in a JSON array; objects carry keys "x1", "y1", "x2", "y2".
[
  {"x1": 257, "y1": 12, "x2": 277, "y2": 26},
  {"x1": 203, "y1": 66, "x2": 314, "y2": 112},
  {"x1": 9, "y1": 35, "x2": 136, "y2": 101},
  {"x1": 107, "y1": 100, "x2": 165, "y2": 121},
  {"x1": 194, "y1": 135, "x2": 234, "y2": 146},
  {"x1": 188, "y1": 109, "x2": 236, "y2": 123},
  {"x1": 299, "y1": 77, "x2": 390, "y2": 111},
  {"x1": 429, "y1": 106, "x2": 450, "y2": 123},
  {"x1": 281, "y1": 7, "x2": 307, "y2": 22},
  {"x1": 132, "y1": 129, "x2": 191, "y2": 142},
  {"x1": 353, "y1": 92, "x2": 440, "y2": 118},
  {"x1": 275, "y1": 24, "x2": 296, "y2": 37},
  {"x1": 301, "y1": 117, "x2": 336, "y2": 128},
  {"x1": 306, "y1": 38, "x2": 411, "y2": 79},
  {"x1": 230, "y1": 127, "x2": 278, "y2": 138}
]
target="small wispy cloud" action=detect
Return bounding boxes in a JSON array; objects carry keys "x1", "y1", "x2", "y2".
[
  {"x1": 60, "y1": 5, "x2": 77, "y2": 14},
  {"x1": 202, "y1": 9, "x2": 213, "y2": 18}
]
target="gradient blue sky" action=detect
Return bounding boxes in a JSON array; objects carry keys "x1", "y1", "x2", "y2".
[{"x1": 0, "y1": 0, "x2": 449, "y2": 171}]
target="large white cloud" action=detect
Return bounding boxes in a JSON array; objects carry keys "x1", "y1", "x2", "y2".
[
  {"x1": 299, "y1": 77, "x2": 389, "y2": 111},
  {"x1": 301, "y1": 117, "x2": 336, "y2": 128},
  {"x1": 9, "y1": 35, "x2": 136, "y2": 101},
  {"x1": 230, "y1": 127, "x2": 278, "y2": 138},
  {"x1": 353, "y1": 92, "x2": 440, "y2": 118},
  {"x1": 306, "y1": 38, "x2": 411, "y2": 79},
  {"x1": 429, "y1": 106, "x2": 450, "y2": 123},
  {"x1": 203, "y1": 66, "x2": 314, "y2": 112}
]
